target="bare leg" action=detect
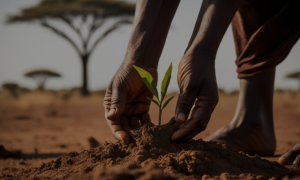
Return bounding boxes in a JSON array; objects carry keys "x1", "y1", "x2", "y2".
[{"x1": 206, "y1": 68, "x2": 276, "y2": 156}]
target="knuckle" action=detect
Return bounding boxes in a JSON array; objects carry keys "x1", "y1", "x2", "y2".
[{"x1": 179, "y1": 97, "x2": 195, "y2": 109}]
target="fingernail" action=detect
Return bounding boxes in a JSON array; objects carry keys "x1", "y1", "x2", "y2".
[
  {"x1": 177, "y1": 112, "x2": 185, "y2": 122},
  {"x1": 108, "y1": 109, "x2": 116, "y2": 116}
]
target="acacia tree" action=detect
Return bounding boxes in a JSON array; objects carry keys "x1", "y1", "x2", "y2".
[
  {"x1": 2, "y1": 83, "x2": 19, "y2": 99},
  {"x1": 286, "y1": 70, "x2": 300, "y2": 90},
  {"x1": 6, "y1": 0, "x2": 135, "y2": 96},
  {"x1": 24, "y1": 69, "x2": 61, "y2": 90}
]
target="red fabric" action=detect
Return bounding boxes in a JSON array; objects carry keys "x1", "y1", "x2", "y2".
[{"x1": 232, "y1": 0, "x2": 300, "y2": 78}]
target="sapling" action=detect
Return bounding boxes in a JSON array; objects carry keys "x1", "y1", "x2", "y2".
[{"x1": 134, "y1": 63, "x2": 174, "y2": 126}]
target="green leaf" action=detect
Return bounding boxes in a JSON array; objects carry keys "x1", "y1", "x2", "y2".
[
  {"x1": 162, "y1": 96, "x2": 174, "y2": 110},
  {"x1": 133, "y1": 65, "x2": 159, "y2": 100},
  {"x1": 147, "y1": 97, "x2": 160, "y2": 107},
  {"x1": 161, "y1": 63, "x2": 172, "y2": 102}
]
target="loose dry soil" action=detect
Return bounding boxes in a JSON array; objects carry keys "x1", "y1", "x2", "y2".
[
  {"x1": 2, "y1": 124, "x2": 300, "y2": 180},
  {"x1": 0, "y1": 90, "x2": 300, "y2": 179}
]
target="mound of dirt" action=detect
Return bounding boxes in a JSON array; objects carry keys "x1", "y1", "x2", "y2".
[
  {"x1": 1, "y1": 124, "x2": 295, "y2": 180},
  {"x1": 67, "y1": 162, "x2": 186, "y2": 180}
]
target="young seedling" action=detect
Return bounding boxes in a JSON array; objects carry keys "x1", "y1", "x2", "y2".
[{"x1": 133, "y1": 63, "x2": 174, "y2": 126}]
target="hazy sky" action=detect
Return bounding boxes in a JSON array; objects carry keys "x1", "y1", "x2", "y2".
[{"x1": 0, "y1": 0, "x2": 299, "y2": 92}]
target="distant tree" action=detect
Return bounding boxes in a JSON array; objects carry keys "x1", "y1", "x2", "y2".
[
  {"x1": 2, "y1": 82, "x2": 19, "y2": 99},
  {"x1": 24, "y1": 69, "x2": 61, "y2": 90},
  {"x1": 286, "y1": 70, "x2": 300, "y2": 90},
  {"x1": 6, "y1": 0, "x2": 135, "y2": 96}
]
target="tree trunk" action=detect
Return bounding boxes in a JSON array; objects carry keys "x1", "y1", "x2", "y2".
[{"x1": 81, "y1": 56, "x2": 90, "y2": 96}]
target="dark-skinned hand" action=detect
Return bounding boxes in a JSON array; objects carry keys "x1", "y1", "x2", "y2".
[
  {"x1": 104, "y1": 61, "x2": 157, "y2": 144},
  {"x1": 278, "y1": 144, "x2": 300, "y2": 166},
  {"x1": 169, "y1": 53, "x2": 219, "y2": 142}
]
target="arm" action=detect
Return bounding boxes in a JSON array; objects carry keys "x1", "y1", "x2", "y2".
[
  {"x1": 124, "y1": 0, "x2": 180, "y2": 69},
  {"x1": 171, "y1": 0, "x2": 242, "y2": 141},
  {"x1": 104, "y1": 0, "x2": 180, "y2": 144}
]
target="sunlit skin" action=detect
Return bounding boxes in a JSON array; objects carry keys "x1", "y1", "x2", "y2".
[{"x1": 104, "y1": 0, "x2": 300, "y2": 163}]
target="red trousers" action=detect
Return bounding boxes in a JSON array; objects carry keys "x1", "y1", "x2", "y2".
[{"x1": 232, "y1": 0, "x2": 300, "y2": 78}]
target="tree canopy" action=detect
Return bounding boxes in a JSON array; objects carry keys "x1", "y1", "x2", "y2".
[
  {"x1": 2, "y1": 82, "x2": 20, "y2": 99},
  {"x1": 2, "y1": 83, "x2": 19, "y2": 90},
  {"x1": 285, "y1": 70, "x2": 300, "y2": 79},
  {"x1": 25, "y1": 69, "x2": 61, "y2": 78},
  {"x1": 7, "y1": 0, "x2": 135, "y2": 95},
  {"x1": 24, "y1": 69, "x2": 61, "y2": 90},
  {"x1": 6, "y1": 0, "x2": 135, "y2": 23},
  {"x1": 286, "y1": 70, "x2": 300, "y2": 90}
]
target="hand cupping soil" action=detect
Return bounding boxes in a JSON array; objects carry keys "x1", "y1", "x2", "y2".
[{"x1": 2, "y1": 124, "x2": 298, "y2": 180}]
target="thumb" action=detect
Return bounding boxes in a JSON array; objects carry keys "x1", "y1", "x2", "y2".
[
  {"x1": 175, "y1": 87, "x2": 197, "y2": 124},
  {"x1": 105, "y1": 85, "x2": 127, "y2": 121}
]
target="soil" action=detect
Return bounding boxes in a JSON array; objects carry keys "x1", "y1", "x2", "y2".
[
  {"x1": 0, "y1": 90, "x2": 300, "y2": 179},
  {"x1": 1, "y1": 124, "x2": 299, "y2": 180}
]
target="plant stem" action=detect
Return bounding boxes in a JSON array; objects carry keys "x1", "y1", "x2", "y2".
[{"x1": 158, "y1": 104, "x2": 162, "y2": 126}]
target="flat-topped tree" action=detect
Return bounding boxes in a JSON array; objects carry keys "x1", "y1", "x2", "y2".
[
  {"x1": 24, "y1": 69, "x2": 61, "y2": 90},
  {"x1": 286, "y1": 70, "x2": 300, "y2": 90},
  {"x1": 2, "y1": 83, "x2": 20, "y2": 99},
  {"x1": 6, "y1": 0, "x2": 135, "y2": 96}
]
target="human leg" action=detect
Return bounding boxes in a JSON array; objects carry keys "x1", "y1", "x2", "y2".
[{"x1": 206, "y1": 68, "x2": 276, "y2": 156}]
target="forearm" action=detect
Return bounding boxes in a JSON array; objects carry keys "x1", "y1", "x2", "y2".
[
  {"x1": 185, "y1": 0, "x2": 241, "y2": 59},
  {"x1": 124, "y1": 0, "x2": 180, "y2": 69}
]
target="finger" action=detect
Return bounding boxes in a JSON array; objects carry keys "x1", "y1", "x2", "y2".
[
  {"x1": 172, "y1": 118, "x2": 209, "y2": 142},
  {"x1": 173, "y1": 122, "x2": 180, "y2": 129},
  {"x1": 120, "y1": 115, "x2": 132, "y2": 134},
  {"x1": 105, "y1": 83, "x2": 127, "y2": 121},
  {"x1": 168, "y1": 116, "x2": 176, "y2": 125},
  {"x1": 130, "y1": 116, "x2": 141, "y2": 130},
  {"x1": 294, "y1": 154, "x2": 300, "y2": 166},
  {"x1": 141, "y1": 113, "x2": 152, "y2": 125},
  {"x1": 278, "y1": 144, "x2": 300, "y2": 165},
  {"x1": 172, "y1": 93, "x2": 217, "y2": 142},
  {"x1": 124, "y1": 102, "x2": 150, "y2": 116},
  {"x1": 106, "y1": 115, "x2": 130, "y2": 144},
  {"x1": 175, "y1": 86, "x2": 198, "y2": 124}
]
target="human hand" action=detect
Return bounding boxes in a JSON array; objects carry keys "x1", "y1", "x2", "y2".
[
  {"x1": 278, "y1": 144, "x2": 300, "y2": 166},
  {"x1": 169, "y1": 53, "x2": 219, "y2": 142},
  {"x1": 104, "y1": 62, "x2": 158, "y2": 144}
]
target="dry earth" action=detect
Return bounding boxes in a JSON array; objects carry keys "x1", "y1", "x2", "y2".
[{"x1": 0, "y1": 89, "x2": 299, "y2": 179}]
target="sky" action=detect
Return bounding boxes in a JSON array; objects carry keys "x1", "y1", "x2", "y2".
[{"x1": 0, "y1": 0, "x2": 299, "y2": 93}]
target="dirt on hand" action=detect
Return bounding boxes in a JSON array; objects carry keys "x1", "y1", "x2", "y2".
[{"x1": 2, "y1": 124, "x2": 298, "y2": 180}]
